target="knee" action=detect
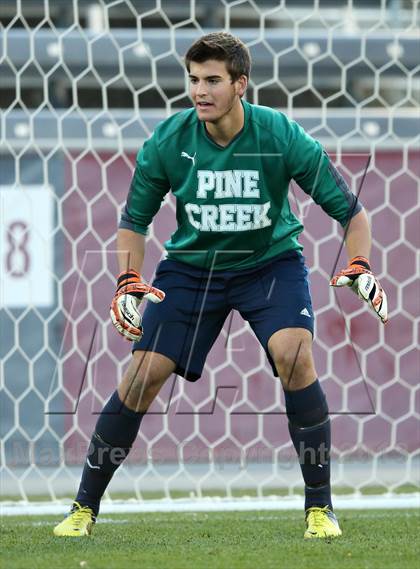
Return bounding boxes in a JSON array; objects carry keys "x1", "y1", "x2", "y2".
[
  {"x1": 133, "y1": 351, "x2": 167, "y2": 388},
  {"x1": 273, "y1": 351, "x2": 306, "y2": 381},
  {"x1": 268, "y1": 329, "x2": 316, "y2": 390},
  {"x1": 272, "y1": 346, "x2": 315, "y2": 389},
  {"x1": 119, "y1": 351, "x2": 172, "y2": 412}
]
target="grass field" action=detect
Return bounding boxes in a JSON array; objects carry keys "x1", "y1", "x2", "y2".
[{"x1": 2, "y1": 509, "x2": 419, "y2": 569}]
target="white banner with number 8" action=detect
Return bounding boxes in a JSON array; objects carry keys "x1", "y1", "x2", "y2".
[{"x1": 0, "y1": 186, "x2": 54, "y2": 307}]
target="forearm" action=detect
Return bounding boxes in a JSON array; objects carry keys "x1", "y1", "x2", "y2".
[
  {"x1": 344, "y1": 208, "x2": 371, "y2": 261},
  {"x1": 117, "y1": 228, "x2": 146, "y2": 274}
]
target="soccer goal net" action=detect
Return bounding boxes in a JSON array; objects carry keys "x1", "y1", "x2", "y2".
[{"x1": 1, "y1": 0, "x2": 419, "y2": 510}]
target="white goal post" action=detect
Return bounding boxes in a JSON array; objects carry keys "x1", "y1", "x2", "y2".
[{"x1": 1, "y1": 0, "x2": 419, "y2": 510}]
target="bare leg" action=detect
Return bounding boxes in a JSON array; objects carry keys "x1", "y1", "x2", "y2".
[{"x1": 118, "y1": 350, "x2": 177, "y2": 412}]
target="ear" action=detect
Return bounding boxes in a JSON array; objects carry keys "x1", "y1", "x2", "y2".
[{"x1": 236, "y1": 74, "x2": 248, "y2": 98}]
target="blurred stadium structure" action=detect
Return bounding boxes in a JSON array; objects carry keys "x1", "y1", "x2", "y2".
[{"x1": 0, "y1": 0, "x2": 419, "y2": 510}]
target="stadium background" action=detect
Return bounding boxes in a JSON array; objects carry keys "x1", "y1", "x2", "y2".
[{"x1": 0, "y1": 0, "x2": 419, "y2": 505}]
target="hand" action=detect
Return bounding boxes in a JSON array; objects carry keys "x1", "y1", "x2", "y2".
[
  {"x1": 330, "y1": 256, "x2": 388, "y2": 324},
  {"x1": 110, "y1": 269, "x2": 165, "y2": 341}
]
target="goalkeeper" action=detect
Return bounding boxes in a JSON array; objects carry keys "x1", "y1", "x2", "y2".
[{"x1": 54, "y1": 32, "x2": 387, "y2": 539}]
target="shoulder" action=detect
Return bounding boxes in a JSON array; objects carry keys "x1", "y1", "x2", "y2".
[
  {"x1": 248, "y1": 102, "x2": 316, "y2": 154},
  {"x1": 247, "y1": 102, "x2": 295, "y2": 141},
  {"x1": 153, "y1": 107, "x2": 198, "y2": 148}
]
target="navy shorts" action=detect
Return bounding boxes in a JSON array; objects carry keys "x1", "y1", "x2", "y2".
[{"x1": 133, "y1": 250, "x2": 314, "y2": 381}]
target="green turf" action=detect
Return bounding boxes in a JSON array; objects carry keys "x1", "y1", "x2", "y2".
[
  {"x1": 2, "y1": 509, "x2": 419, "y2": 569},
  {"x1": 3, "y1": 482, "x2": 419, "y2": 502}
]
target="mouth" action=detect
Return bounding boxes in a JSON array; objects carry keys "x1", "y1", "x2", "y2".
[{"x1": 196, "y1": 102, "x2": 214, "y2": 109}]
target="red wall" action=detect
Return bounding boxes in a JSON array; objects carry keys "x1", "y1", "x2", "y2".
[{"x1": 61, "y1": 150, "x2": 419, "y2": 463}]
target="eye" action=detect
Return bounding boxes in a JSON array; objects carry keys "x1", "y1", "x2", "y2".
[{"x1": 208, "y1": 79, "x2": 219, "y2": 85}]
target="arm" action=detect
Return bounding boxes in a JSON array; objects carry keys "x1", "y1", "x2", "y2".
[
  {"x1": 284, "y1": 118, "x2": 363, "y2": 229},
  {"x1": 117, "y1": 228, "x2": 146, "y2": 274},
  {"x1": 283, "y1": 117, "x2": 387, "y2": 322},
  {"x1": 283, "y1": 119, "x2": 387, "y2": 323},
  {"x1": 344, "y1": 208, "x2": 371, "y2": 260},
  {"x1": 111, "y1": 134, "x2": 169, "y2": 341}
]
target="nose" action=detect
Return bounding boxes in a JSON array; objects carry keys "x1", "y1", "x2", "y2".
[{"x1": 196, "y1": 80, "x2": 207, "y2": 97}]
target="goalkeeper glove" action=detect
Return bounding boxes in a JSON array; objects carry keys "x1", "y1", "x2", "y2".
[
  {"x1": 110, "y1": 269, "x2": 165, "y2": 341},
  {"x1": 330, "y1": 256, "x2": 388, "y2": 324}
]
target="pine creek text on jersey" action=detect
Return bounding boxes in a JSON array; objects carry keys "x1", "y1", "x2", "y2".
[{"x1": 185, "y1": 169, "x2": 272, "y2": 232}]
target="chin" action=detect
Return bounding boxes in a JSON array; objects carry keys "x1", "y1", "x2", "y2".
[{"x1": 196, "y1": 109, "x2": 221, "y2": 123}]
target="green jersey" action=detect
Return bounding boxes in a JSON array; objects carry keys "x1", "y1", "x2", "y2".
[{"x1": 120, "y1": 100, "x2": 361, "y2": 270}]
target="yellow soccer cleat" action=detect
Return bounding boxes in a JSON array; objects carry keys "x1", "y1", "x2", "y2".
[
  {"x1": 53, "y1": 502, "x2": 96, "y2": 537},
  {"x1": 304, "y1": 506, "x2": 342, "y2": 539}
]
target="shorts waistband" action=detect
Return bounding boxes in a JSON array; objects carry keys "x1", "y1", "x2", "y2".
[{"x1": 159, "y1": 250, "x2": 304, "y2": 278}]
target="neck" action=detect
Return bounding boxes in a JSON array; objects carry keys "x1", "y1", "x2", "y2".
[{"x1": 205, "y1": 98, "x2": 244, "y2": 147}]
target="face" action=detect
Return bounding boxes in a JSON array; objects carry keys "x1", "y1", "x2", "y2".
[{"x1": 188, "y1": 59, "x2": 247, "y2": 123}]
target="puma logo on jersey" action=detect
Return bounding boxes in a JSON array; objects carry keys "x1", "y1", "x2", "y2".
[
  {"x1": 181, "y1": 151, "x2": 196, "y2": 166},
  {"x1": 300, "y1": 308, "x2": 311, "y2": 317}
]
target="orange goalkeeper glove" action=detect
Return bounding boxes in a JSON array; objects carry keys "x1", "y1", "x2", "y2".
[
  {"x1": 330, "y1": 256, "x2": 388, "y2": 324},
  {"x1": 110, "y1": 269, "x2": 165, "y2": 341}
]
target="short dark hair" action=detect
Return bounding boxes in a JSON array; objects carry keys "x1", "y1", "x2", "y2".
[{"x1": 185, "y1": 32, "x2": 251, "y2": 82}]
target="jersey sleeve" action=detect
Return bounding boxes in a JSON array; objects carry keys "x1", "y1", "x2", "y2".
[
  {"x1": 119, "y1": 133, "x2": 170, "y2": 235},
  {"x1": 285, "y1": 120, "x2": 362, "y2": 227}
]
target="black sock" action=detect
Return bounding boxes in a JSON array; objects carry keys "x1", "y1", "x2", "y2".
[
  {"x1": 75, "y1": 390, "x2": 145, "y2": 516},
  {"x1": 284, "y1": 379, "x2": 332, "y2": 510}
]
